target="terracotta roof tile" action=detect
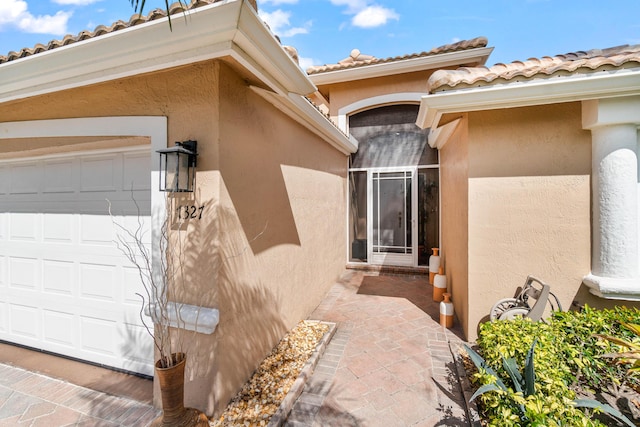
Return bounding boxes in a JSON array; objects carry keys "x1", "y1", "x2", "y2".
[
  {"x1": 306, "y1": 36, "x2": 489, "y2": 75},
  {"x1": 0, "y1": 0, "x2": 220, "y2": 65},
  {"x1": 427, "y1": 44, "x2": 640, "y2": 93}
]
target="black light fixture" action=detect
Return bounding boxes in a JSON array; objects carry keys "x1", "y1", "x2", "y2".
[{"x1": 157, "y1": 140, "x2": 197, "y2": 192}]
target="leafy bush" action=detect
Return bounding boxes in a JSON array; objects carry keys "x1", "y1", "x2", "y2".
[
  {"x1": 597, "y1": 322, "x2": 640, "y2": 381},
  {"x1": 469, "y1": 306, "x2": 640, "y2": 426},
  {"x1": 552, "y1": 306, "x2": 640, "y2": 392}
]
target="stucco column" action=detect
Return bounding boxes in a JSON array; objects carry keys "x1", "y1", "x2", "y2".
[{"x1": 583, "y1": 97, "x2": 640, "y2": 299}]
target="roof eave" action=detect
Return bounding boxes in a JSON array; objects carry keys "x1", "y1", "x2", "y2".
[
  {"x1": 0, "y1": 0, "x2": 315, "y2": 104},
  {"x1": 417, "y1": 68, "x2": 640, "y2": 130},
  {"x1": 308, "y1": 47, "x2": 494, "y2": 86}
]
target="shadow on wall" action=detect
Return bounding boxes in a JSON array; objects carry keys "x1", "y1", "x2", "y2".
[
  {"x1": 212, "y1": 200, "x2": 289, "y2": 414},
  {"x1": 572, "y1": 283, "x2": 640, "y2": 312},
  {"x1": 166, "y1": 190, "x2": 288, "y2": 415},
  {"x1": 220, "y1": 155, "x2": 301, "y2": 255}
]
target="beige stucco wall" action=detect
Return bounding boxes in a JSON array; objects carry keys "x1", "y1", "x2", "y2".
[
  {"x1": 464, "y1": 103, "x2": 592, "y2": 340},
  {"x1": 0, "y1": 59, "x2": 347, "y2": 416},
  {"x1": 317, "y1": 71, "x2": 431, "y2": 120},
  {"x1": 199, "y1": 63, "x2": 347, "y2": 414},
  {"x1": 439, "y1": 115, "x2": 470, "y2": 335}
]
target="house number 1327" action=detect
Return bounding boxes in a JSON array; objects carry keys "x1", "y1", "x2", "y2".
[{"x1": 176, "y1": 205, "x2": 205, "y2": 220}]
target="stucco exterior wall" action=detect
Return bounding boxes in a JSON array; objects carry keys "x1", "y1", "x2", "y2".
[
  {"x1": 318, "y1": 71, "x2": 431, "y2": 120},
  {"x1": 465, "y1": 102, "x2": 592, "y2": 340},
  {"x1": 0, "y1": 59, "x2": 348, "y2": 416},
  {"x1": 438, "y1": 116, "x2": 470, "y2": 336},
  {"x1": 206, "y1": 63, "x2": 347, "y2": 414}
]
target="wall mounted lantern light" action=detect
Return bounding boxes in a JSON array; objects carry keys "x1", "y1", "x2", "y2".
[{"x1": 157, "y1": 140, "x2": 197, "y2": 192}]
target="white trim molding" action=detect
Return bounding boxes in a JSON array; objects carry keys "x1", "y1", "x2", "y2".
[
  {"x1": 309, "y1": 47, "x2": 494, "y2": 86},
  {"x1": 337, "y1": 92, "x2": 424, "y2": 133},
  {"x1": 0, "y1": 0, "x2": 314, "y2": 103},
  {"x1": 428, "y1": 118, "x2": 461, "y2": 149},
  {"x1": 417, "y1": 68, "x2": 640, "y2": 132}
]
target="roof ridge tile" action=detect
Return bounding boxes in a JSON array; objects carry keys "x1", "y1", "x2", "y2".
[
  {"x1": 306, "y1": 36, "x2": 489, "y2": 75},
  {"x1": 427, "y1": 43, "x2": 640, "y2": 93},
  {"x1": 0, "y1": 0, "x2": 221, "y2": 65}
]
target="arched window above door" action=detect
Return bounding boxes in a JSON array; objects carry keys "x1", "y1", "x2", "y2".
[{"x1": 349, "y1": 104, "x2": 436, "y2": 169}]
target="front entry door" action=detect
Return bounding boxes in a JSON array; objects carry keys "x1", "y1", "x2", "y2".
[{"x1": 368, "y1": 168, "x2": 417, "y2": 266}]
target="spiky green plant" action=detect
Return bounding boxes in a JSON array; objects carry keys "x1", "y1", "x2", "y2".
[
  {"x1": 597, "y1": 322, "x2": 640, "y2": 376},
  {"x1": 464, "y1": 339, "x2": 635, "y2": 427}
]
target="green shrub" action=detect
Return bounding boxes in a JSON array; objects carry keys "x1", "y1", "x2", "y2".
[
  {"x1": 552, "y1": 305, "x2": 640, "y2": 391},
  {"x1": 470, "y1": 306, "x2": 640, "y2": 426}
]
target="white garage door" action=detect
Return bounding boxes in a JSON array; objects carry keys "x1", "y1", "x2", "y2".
[{"x1": 0, "y1": 148, "x2": 155, "y2": 376}]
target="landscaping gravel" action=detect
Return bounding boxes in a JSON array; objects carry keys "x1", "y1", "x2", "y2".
[{"x1": 211, "y1": 320, "x2": 329, "y2": 426}]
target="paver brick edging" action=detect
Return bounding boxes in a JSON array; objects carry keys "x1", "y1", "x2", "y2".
[
  {"x1": 267, "y1": 321, "x2": 337, "y2": 427},
  {"x1": 449, "y1": 341, "x2": 482, "y2": 427}
]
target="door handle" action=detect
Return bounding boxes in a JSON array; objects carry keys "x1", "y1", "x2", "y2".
[{"x1": 398, "y1": 211, "x2": 402, "y2": 228}]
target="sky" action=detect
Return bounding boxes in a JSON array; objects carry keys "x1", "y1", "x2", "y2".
[{"x1": 0, "y1": 0, "x2": 639, "y2": 71}]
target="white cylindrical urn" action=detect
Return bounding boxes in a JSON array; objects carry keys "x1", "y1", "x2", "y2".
[
  {"x1": 433, "y1": 266, "x2": 447, "y2": 302},
  {"x1": 428, "y1": 248, "x2": 440, "y2": 285},
  {"x1": 440, "y1": 293, "x2": 454, "y2": 328}
]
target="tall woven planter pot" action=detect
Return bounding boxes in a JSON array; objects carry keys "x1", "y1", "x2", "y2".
[{"x1": 151, "y1": 353, "x2": 209, "y2": 427}]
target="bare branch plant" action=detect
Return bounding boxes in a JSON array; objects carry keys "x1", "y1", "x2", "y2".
[{"x1": 108, "y1": 194, "x2": 189, "y2": 368}]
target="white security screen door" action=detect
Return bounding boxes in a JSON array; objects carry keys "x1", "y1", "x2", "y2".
[{"x1": 368, "y1": 168, "x2": 417, "y2": 266}]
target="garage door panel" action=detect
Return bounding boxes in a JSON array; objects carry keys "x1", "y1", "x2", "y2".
[
  {"x1": 43, "y1": 260, "x2": 75, "y2": 295},
  {"x1": 123, "y1": 266, "x2": 149, "y2": 307},
  {"x1": 80, "y1": 214, "x2": 115, "y2": 245},
  {"x1": 80, "y1": 156, "x2": 119, "y2": 193},
  {"x1": 121, "y1": 322, "x2": 153, "y2": 361},
  {"x1": 9, "y1": 257, "x2": 39, "y2": 290},
  {"x1": 124, "y1": 153, "x2": 151, "y2": 191},
  {"x1": 0, "y1": 166, "x2": 7, "y2": 194},
  {"x1": 81, "y1": 315, "x2": 117, "y2": 355},
  {"x1": 0, "y1": 256, "x2": 5, "y2": 287},
  {"x1": 42, "y1": 309, "x2": 75, "y2": 347},
  {"x1": 0, "y1": 212, "x2": 5, "y2": 238},
  {"x1": 9, "y1": 164, "x2": 40, "y2": 194},
  {"x1": 10, "y1": 303, "x2": 40, "y2": 339},
  {"x1": 0, "y1": 149, "x2": 153, "y2": 376},
  {"x1": 9, "y1": 212, "x2": 38, "y2": 240},
  {"x1": 0, "y1": 302, "x2": 7, "y2": 333},
  {"x1": 43, "y1": 160, "x2": 76, "y2": 194},
  {"x1": 79, "y1": 263, "x2": 117, "y2": 302},
  {"x1": 43, "y1": 214, "x2": 75, "y2": 242}
]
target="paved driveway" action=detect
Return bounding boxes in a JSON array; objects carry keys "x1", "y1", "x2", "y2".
[
  {"x1": 0, "y1": 363, "x2": 160, "y2": 426},
  {"x1": 0, "y1": 269, "x2": 469, "y2": 427}
]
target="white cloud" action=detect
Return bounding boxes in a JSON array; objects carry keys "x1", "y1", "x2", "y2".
[
  {"x1": 329, "y1": 0, "x2": 368, "y2": 14},
  {"x1": 260, "y1": 9, "x2": 310, "y2": 37},
  {"x1": 282, "y1": 21, "x2": 311, "y2": 37},
  {"x1": 329, "y1": 1, "x2": 399, "y2": 28},
  {"x1": 53, "y1": 0, "x2": 100, "y2": 5},
  {"x1": 298, "y1": 56, "x2": 317, "y2": 70},
  {"x1": 19, "y1": 10, "x2": 72, "y2": 33},
  {"x1": 352, "y1": 5, "x2": 398, "y2": 28},
  {"x1": 0, "y1": 0, "x2": 71, "y2": 35},
  {"x1": 0, "y1": 0, "x2": 28, "y2": 24},
  {"x1": 260, "y1": 0, "x2": 298, "y2": 5}
]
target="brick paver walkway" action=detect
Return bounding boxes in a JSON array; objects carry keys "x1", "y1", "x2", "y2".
[
  {"x1": 0, "y1": 363, "x2": 160, "y2": 426},
  {"x1": 285, "y1": 270, "x2": 469, "y2": 426},
  {"x1": 0, "y1": 270, "x2": 468, "y2": 427}
]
